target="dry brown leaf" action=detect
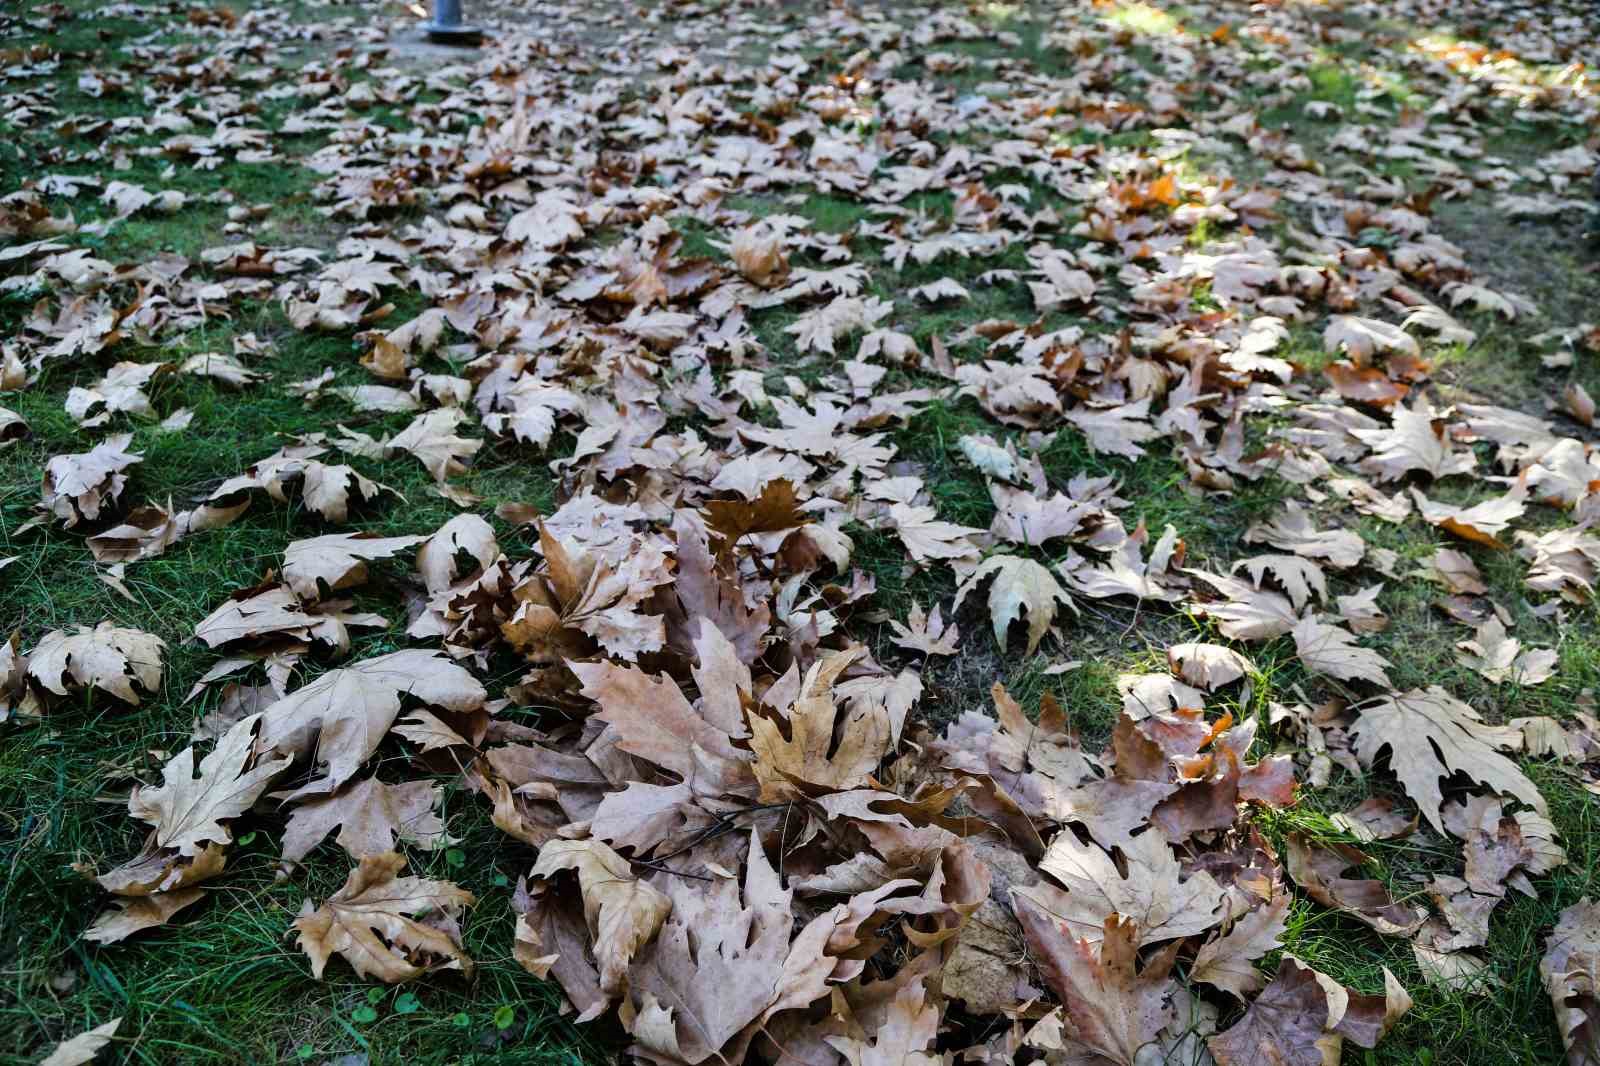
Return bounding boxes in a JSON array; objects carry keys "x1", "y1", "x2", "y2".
[
  {"x1": 530, "y1": 838, "x2": 672, "y2": 997},
  {"x1": 1292, "y1": 616, "x2": 1393, "y2": 689},
  {"x1": 83, "y1": 889, "x2": 204, "y2": 945},
  {"x1": 1208, "y1": 957, "x2": 1410, "y2": 1066},
  {"x1": 41, "y1": 432, "x2": 142, "y2": 526},
  {"x1": 280, "y1": 776, "x2": 450, "y2": 863},
  {"x1": 1191, "y1": 894, "x2": 1291, "y2": 999},
  {"x1": 1349, "y1": 686, "x2": 1544, "y2": 835},
  {"x1": 255, "y1": 649, "x2": 485, "y2": 799},
  {"x1": 27, "y1": 622, "x2": 164, "y2": 705},
  {"x1": 129, "y1": 711, "x2": 290, "y2": 857},
  {"x1": 748, "y1": 646, "x2": 892, "y2": 800},
  {"x1": 293, "y1": 851, "x2": 474, "y2": 982},
  {"x1": 1285, "y1": 835, "x2": 1423, "y2": 936},
  {"x1": 1544, "y1": 899, "x2": 1600, "y2": 1066},
  {"x1": 1013, "y1": 908, "x2": 1179, "y2": 1066},
  {"x1": 954, "y1": 554, "x2": 1076, "y2": 655}
]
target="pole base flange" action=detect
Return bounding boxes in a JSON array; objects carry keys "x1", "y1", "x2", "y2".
[{"x1": 421, "y1": 21, "x2": 483, "y2": 44}]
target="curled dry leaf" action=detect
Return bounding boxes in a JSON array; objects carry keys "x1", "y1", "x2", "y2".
[
  {"x1": 40, "y1": 432, "x2": 142, "y2": 526},
  {"x1": 27, "y1": 622, "x2": 165, "y2": 705},
  {"x1": 1543, "y1": 899, "x2": 1600, "y2": 1066},
  {"x1": 1285, "y1": 834, "x2": 1423, "y2": 937},
  {"x1": 294, "y1": 851, "x2": 475, "y2": 982},
  {"x1": 530, "y1": 838, "x2": 672, "y2": 997}
]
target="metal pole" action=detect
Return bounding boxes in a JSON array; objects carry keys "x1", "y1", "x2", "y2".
[{"x1": 422, "y1": 0, "x2": 482, "y2": 45}]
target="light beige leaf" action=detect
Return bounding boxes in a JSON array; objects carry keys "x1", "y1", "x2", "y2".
[
  {"x1": 256, "y1": 649, "x2": 485, "y2": 798},
  {"x1": 1350, "y1": 686, "x2": 1544, "y2": 835},
  {"x1": 28, "y1": 622, "x2": 164, "y2": 705},
  {"x1": 1292, "y1": 616, "x2": 1393, "y2": 689},
  {"x1": 41, "y1": 433, "x2": 141, "y2": 526},
  {"x1": 293, "y1": 851, "x2": 475, "y2": 982},
  {"x1": 531, "y1": 838, "x2": 672, "y2": 997},
  {"x1": 1167, "y1": 642, "x2": 1253, "y2": 690},
  {"x1": 1019, "y1": 827, "x2": 1224, "y2": 946},
  {"x1": 39, "y1": 1017, "x2": 122, "y2": 1066},
  {"x1": 1456, "y1": 618, "x2": 1557, "y2": 686},
  {"x1": 129, "y1": 712, "x2": 291, "y2": 855},
  {"x1": 954, "y1": 554, "x2": 1076, "y2": 655},
  {"x1": 281, "y1": 532, "x2": 423, "y2": 601},
  {"x1": 1192, "y1": 894, "x2": 1291, "y2": 998},
  {"x1": 747, "y1": 646, "x2": 891, "y2": 800}
]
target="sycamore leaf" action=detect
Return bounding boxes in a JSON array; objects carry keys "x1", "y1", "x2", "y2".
[
  {"x1": 281, "y1": 532, "x2": 423, "y2": 601},
  {"x1": 1292, "y1": 617, "x2": 1393, "y2": 689},
  {"x1": 28, "y1": 622, "x2": 165, "y2": 705},
  {"x1": 825, "y1": 981, "x2": 940, "y2": 1066},
  {"x1": 954, "y1": 554, "x2": 1077, "y2": 655},
  {"x1": 1167, "y1": 643, "x2": 1253, "y2": 690},
  {"x1": 1323, "y1": 315, "x2": 1420, "y2": 362},
  {"x1": 293, "y1": 851, "x2": 475, "y2": 982},
  {"x1": 1019, "y1": 827, "x2": 1224, "y2": 946},
  {"x1": 1411, "y1": 487, "x2": 1526, "y2": 548},
  {"x1": 280, "y1": 776, "x2": 450, "y2": 863},
  {"x1": 531, "y1": 838, "x2": 672, "y2": 997},
  {"x1": 129, "y1": 712, "x2": 291, "y2": 856},
  {"x1": 1244, "y1": 503, "x2": 1363, "y2": 569},
  {"x1": 1456, "y1": 618, "x2": 1557, "y2": 686},
  {"x1": 1349, "y1": 687, "x2": 1545, "y2": 835},
  {"x1": 1012, "y1": 908, "x2": 1179, "y2": 1066},
  {"x1": 888, "y1": 601, "x2": 960, "y2": 657},
  {"x1": 1285, "y1": 835, "x2": 1424, "y2": 936},
  {"x1": 747, "y1": 646, "x2": 892, "y2": 800},
  {"x1": 1208, "y1": 958, "x2": 1410, "y2": 1066},
  {"x1": 41, "y1": 432, "x2": 142, "y2": 526},
  {"x1": 255, "y1": 649, "x2": 486, "y2": 799},
  {"x1": 569, "y1": 658, "x2": 753, "y2": 795},
  {"x1": 84, "y1": 889, "x2": 204, "y2": 945},
  {"x1": 1191, "y1": 894, "x2": 1291, "y2": 998},
  {"x1": 1352, "y1": 398, "x2": 1475, "y2": 482},
  {"x1": 888, "y1": 503, "x2": 982, "y2": 566},
  {"x1": 1543, "y1": 899, "x2": 1600, "y2": 1066},
  {"x1": 39, "y1": 1018, "x2": 123, "y2": 1066}
]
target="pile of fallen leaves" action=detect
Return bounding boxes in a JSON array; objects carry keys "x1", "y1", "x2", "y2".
[{"x1": 10, "y1": 0, "x2": 1600, "y2": 1062}]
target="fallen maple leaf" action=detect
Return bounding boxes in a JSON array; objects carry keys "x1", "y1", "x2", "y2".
[
  {"x1": 27, "y1": 622, "x2": 164, "y2": 706},
  {"x1": 530, "y1": 838, "x2": 671, "y2": 997},
  {"x1": 293, "y1": 851, "x2": 474, "y2": 982},
  {"x1": 954, "y1": 553, "x2": 1077, "y2": 655},
  {"x1": 41, "y1": 432, "x2": 142, "y2": 526},
  {"x1": 1349, "y1": 686, "x2": 1545, "y2": 835},
  {"x1": 1543, "y1": 899, "x2": 1600, "y2": 1066},
  {"x1": 281, "y1": 531, "x2": 423, "y2": 601},
  {"x1": 281, "y1": 776, "x2": 450, "y2": 863},
  {"x1": 1456, "y1": 618, "x2": 1557, "y2": 686},
  {"x1": 255, "y1": 649, "x2": 486, "y2": 799}
]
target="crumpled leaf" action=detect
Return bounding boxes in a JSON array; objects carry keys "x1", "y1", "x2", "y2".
[
  {"x1": 293, "y1": 851, "x2": 475, "y2": 982},
  {"x1": 530, "y1": 838, "x2": 672, "y2": 997},
  {"x1": 27, "y1": 622, "x2": 165, "y2": 705}
]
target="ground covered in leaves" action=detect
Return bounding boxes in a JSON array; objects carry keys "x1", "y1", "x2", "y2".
[{"x1": 5, "y1": 0, "x2": 1600, "y2": 1063}]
